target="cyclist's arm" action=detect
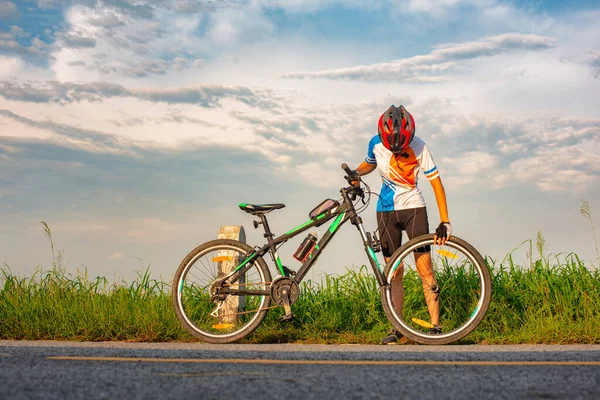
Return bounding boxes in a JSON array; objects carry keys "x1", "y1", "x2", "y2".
[
  {"x1": 429, "y1": 176, "x2": 449, "y2": 223},
  {"x1": 355, "y1": 161, "x2": 377, "y2": 176}
]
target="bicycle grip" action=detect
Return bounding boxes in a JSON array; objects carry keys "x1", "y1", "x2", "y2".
[{"x1": 341, "y1": 163, "x2": 354, "y2": 176}]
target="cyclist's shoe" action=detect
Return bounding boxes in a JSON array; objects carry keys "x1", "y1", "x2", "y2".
[
  {"x1": 380, "y1": 329, "x2": 401, "y2": 345},
  {"x1": 429, "y1": 326, "x2": 442, "y2": 334}
]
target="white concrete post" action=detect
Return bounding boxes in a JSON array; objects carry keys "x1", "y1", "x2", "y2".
[{"x1": 217, "y1": 226, "x2": 246, "y2": 323}]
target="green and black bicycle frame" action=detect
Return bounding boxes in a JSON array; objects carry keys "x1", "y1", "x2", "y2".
[{"x1": 218, "y1": 184, "x2": 388, "y2": 301}]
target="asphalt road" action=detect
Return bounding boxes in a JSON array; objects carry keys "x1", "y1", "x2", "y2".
[{"x1": 1, "y1": 341, "x2": 600, "y2": 399}]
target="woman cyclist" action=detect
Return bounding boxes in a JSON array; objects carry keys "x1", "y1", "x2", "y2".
[{"x1": 351, "y1": 105, "x2": 452, "y2": 344}]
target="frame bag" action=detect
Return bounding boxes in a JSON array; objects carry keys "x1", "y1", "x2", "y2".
[{"x1": 309, "y1": 199, "x2": 340, "y2": 226}]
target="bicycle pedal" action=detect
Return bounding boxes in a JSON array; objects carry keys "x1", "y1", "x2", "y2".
[{"x1": 280, "y1": 313, "x2": 296, "y2": 322}]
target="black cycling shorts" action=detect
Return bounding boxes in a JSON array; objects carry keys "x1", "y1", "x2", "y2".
[{"x1": 377, "y1": 207, "x2": 430, "y2": 257}]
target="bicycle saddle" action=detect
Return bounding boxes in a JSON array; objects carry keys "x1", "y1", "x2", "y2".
[{"x1": 239, "y1": 203, "x2": 286, "y2": 215}]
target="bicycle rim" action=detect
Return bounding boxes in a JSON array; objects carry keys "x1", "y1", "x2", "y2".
[
  {"x1": 382, "y1": 234, "x2": 491, "y2": 345},
  {"x1": 173, "y1": 241, "x2": 271, "y2": 343}
]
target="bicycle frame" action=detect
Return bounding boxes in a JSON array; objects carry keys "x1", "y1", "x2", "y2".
[{"x1": 221, "y1": 184, "x2": 388, "y2": 294}]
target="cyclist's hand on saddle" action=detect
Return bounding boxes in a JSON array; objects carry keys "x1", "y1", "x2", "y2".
[{"x1": 434, "y1": 221, "x2": 452, "y2": 245}]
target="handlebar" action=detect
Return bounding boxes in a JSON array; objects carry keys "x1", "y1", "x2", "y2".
[
  {"x1": 341, "y1": 163, "x2": 364, "y2": 201},
  {"x1": 341, "y1": 163, "x2": 354, "y2": 177},
  {"x1": 341, "y1": 163, "x2": 360, "y2": 182}
]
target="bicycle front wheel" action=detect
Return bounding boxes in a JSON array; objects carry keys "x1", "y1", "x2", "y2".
[
  {"x1": 172, "y1": 239, "x2": 272, "y2": 343},
  {"x1": 381, "y1": 234, "x2": 491, "y2": 345}
]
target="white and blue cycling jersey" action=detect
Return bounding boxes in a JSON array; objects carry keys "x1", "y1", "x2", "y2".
[{"x1": 366, "y1": 135, "x2": 440, "y2": 211}]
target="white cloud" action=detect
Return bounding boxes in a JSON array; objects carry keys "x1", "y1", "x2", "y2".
[
  {"x1": 283, "y1": 33, "x2": 556, "y2": 82},
  {"x1": 0, "y1": 26, "x2": 25, "y2": 51},
  {"x1": 50, "y1": 5, "x2": 193, "y2": 80},
  {"x1": 0, "y1": 1, "x2": 17, "y2": 17},
  {"x1": 0, "y1": 56, "x2": 22, "y2": 76},
  {"x1": 54, "y1": 31, "x2": 97, "y2": 48},
  {"x1": 579, "y1": 50, "x2": 600, "y2": 77},
  {"x1": 47, "y1": 2, "x2": 276, "y2": 81},
  {"x1": 511, "y1": 148, "x2": 600, "y2": 192},
  {"x1": 206, "y1": 3, "x2": 274, "y2": 47},
  {"x1": 0, "y1": 79, "x2": 279, "y2": 109},
  {"x1": 435, "y1": 112, "x2": 600, "y2": 193},
  {"x1": 442, "y1": 151, "x2": 498, "y2": 188},
  {"x1": 259, "y1": 0, "x2": 373, "y2": 12},
  {"x1": 405, "y1": 0, "x2": 495, "y2": 14},
  {"x1": 0, "y1": 111, "x2": 55, "y2": 140},
  {"x1": 0, "y1": 26, "x2": 50, "y2": 58},
  {"x1": 259, "y1": 0, "x2": 488, "y2": 14}
]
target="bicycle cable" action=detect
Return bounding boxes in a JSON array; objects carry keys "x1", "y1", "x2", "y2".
[{"x1": 354, "y1": 180, "x2": 373, "y2": 216}]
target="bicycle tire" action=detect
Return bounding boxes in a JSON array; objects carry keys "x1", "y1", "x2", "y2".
[
  {"x1": 172, "y1": 239, "x2": 272, "y2": 343},
  {"x1": 381, "y1": 234, "x2": 491, "y2": 345}
]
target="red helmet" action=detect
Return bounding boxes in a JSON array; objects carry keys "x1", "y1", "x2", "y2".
[{"x1": 378, "y1": 105, "x2": 415, "y2": 153}]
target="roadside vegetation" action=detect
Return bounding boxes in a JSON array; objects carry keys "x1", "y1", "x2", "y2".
[
  {"x1": 2, "y1": 252, "x2": 599, "y2": 344},
  {"x1": 1, "y1": 203, "x2": 599, "y2": 344}
]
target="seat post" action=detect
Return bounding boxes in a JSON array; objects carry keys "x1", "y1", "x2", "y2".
[
  {"x1": 259, "y1": 214, "x2": 280, "y2": 268},
  {"x1": 259, "y1": 214, "x2": 274, "y2": 241}
]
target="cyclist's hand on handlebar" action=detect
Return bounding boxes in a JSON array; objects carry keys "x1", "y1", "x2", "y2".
[
  {"x1": 434, "y1": 221, "x2": 452, "y2": 245},
  {"x1": 349, "y1": 169, "x2": 361, "y2": 188},
  {"x1": 341, "y1": 163, "x2": 361, "y2": 187}
]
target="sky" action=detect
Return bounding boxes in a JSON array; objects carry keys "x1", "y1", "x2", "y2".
[{"x1": 1, "y1": 0, "x2": 599, "y2": 283}]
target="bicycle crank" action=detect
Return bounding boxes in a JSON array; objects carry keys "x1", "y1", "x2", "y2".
[{"x1": 270, "y1": 276, "x2": 299, "y2": 321}]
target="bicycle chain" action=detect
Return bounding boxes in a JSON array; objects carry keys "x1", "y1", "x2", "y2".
[
  {"x1": 214, "y1": 305, "x2": 280, "y2": 318},
  {"x1": 215, "y1": 280, "x2": 277, "y2": 318}
]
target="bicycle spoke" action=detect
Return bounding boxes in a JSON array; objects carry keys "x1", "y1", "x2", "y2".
[
  {"x1": 383, "y1": 234, "x2": 491, "y2": 345},
  {"x1": 172, "y1": 240, "x2": 272, "y2": 343}
]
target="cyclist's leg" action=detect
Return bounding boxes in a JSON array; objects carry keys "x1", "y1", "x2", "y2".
[
  {"x1": 389, "y1": 259, "x2": 404, "y2": 313},
  {"x1": 414, "y1": 252, "x2": 440, "y2": 325},
  {"x1": 377, "y1": 211, "x2": 404, "y2": 312},
  {"x1": 378, "y1": 211, "x2": 405, "y2": 343},
  {"x1": 406, "y1": 207, "x2": 440, "y2": 326},
  {"x1": 378, "y1": 210, "x2": 403, "y2": 259}
]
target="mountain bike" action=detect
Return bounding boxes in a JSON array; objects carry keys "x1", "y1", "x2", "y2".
[{"x1": 172, "y1": 164, "x2": 492, "y2": 345}]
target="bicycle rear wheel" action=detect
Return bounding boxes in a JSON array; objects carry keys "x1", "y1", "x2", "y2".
[
  {"x1": 172, "y1": 239, "x2": 272, "y2": 343},
  {"x1": 381, "y1": 234, "x2": 491, "y2": 345}
]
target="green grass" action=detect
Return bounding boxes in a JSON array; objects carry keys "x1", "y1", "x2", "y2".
[
  {"x1": 479, "y1": 254, "x2": 600, "y2": 344},
  {"x1": 1, "y1": 252, "x2": 599, "y2": 344},
  {"x1": 0, "y1": 267, "x2": 186, "y2": 342}
]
